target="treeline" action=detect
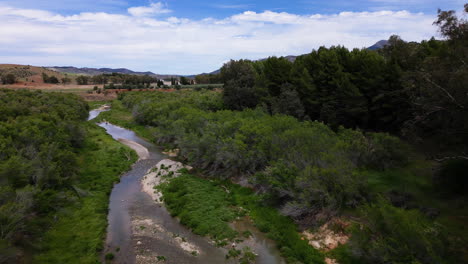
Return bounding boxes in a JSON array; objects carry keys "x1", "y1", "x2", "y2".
[
  {"x1": 222, "y1": 48, "x2": 408, "y2": 132},
  {"x1": 0, "y1": 89, "x2": 88, "y2": 261},
  {"x1": 41, "y1": 72, "x2": 161, "y2": 86},
  {"x1": 194, "y1": 73, "x2": 222, "y2": 84},
  {"x1": 41, "y1": 73, "x2": 71, "y2": 84},
  {"x1": 86, "y1": 73, "x2": 158, "y2": 85},
  {"x1": 221, "y1": 5, "x2": 468, "y2": 158}
]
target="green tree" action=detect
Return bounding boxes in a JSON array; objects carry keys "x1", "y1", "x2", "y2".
[
  {"x1": 48, "y1": 76, "x2": 59, "y2": 84},
  {"x1": 180, "y1": 76, "x2": 190, "y2": 85},
  {"x1": 260, "y1": 56, "x2": 293, "y2": 97},
  {"x1": 76, "y1": 75, "x2": 90, "y2": 85},
  {"x1": 348, "y1": 198, "x2": 450, "y2": 264},
  {"x1": 271, "y1": 83, "x2": 305, "y2": 119},
  {"x1": 61, "y1": 76, "x2": 71, "y2": 84},
  {"x1": 1, "y1": 74, "x2": 16, "y2": 84},
  {"x1": 403, "y1": 4, "x2": 468, "y2": 157},
  {"x1": 221, "y1": 60, "x2": 259, "y2": 110}
]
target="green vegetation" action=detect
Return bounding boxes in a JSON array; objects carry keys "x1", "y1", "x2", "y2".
[
  {"x1": 159, "y1": 174, "x2": 238, "y2": 240},
  {"x1": 42, "y1": 73, "x2": 59, "y2": 84},
  {"x1": 159, "y1": 173, "x2": 324, "y2": 263},
  {"x1": 120, "y1": 90, "x2": 407, "y2": 219},
  {"x1": 35, "y1": 123, "x2": 137, "y2": 263},
  {"x1": 220, "y1": 5, "x2": 468, "y2": 159},
  {"x1": 94, "y1": 100, "x2": 156, "y2": 141},
  {"x1": 1, "y1": 73, "x2": 17, "y2": 84},
  {"x1": 179, "y1": 83, "x2": 223, "y2": 90},
  {"x1": 229, "y1": 184, "x2": 325, "y2": 264},
  {"x1": 114, "y1": 82, "x2": 465, "y2": 263},
  {"x1": 76, "y1": 75, "x2": 90, "y2": 85},
  {"x1": 1, "y1": 4, "x2": 463, "y2": 264},
  {"x1": 0, "y1": 89, "x2": 136, "y2": 262},
  {"x1": 194, "y1": 73, "x2": 222, "y2": 84},
  {"x1": 347, "y1": 198, "x2": 451, "y2": 264}
]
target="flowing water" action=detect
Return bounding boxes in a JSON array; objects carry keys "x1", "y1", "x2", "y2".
[{"x1": 89, "y1": 108, "x2": 284, "y2": 264}]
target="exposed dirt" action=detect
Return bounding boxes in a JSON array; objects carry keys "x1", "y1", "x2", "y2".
[
  {"x1": 302, "y1": 218, "x2": 350, "y2": 264},
  {"x1": 302, "y1": 218, "x2": 349, "y2": 251},
  {"x1": 131, "y1": 217, "x2": 201, "y2": 264},
  {"x1": 141, "y1": 159, "x2": 192, "y2": 203},
  {"x1": 162, "y1": 149, "x2": 179, "y2": 157}
]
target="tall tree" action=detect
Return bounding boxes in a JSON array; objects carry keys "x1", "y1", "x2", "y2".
[
  {"x1": 403, "y1": 4, "x2": 468, "y2": 156},
  {"x1": 221, "y1": 60, "x2": 259, "y2": 110}
]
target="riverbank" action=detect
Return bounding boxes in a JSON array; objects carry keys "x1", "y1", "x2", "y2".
[
  {"x1": 35, "y1": 121, "x2": 138, "y2": 263},
  {"x1": 90, "y1": 99, "x2": 325, "y2": 263},
  {"x1": 98, "y1": 117, "x2": 231, "y2": 264}
]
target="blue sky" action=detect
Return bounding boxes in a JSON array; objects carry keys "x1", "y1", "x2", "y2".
[
  {"x1": 2, "y1": 0, "x2": 462, "y2": 17},
  {"x1": 0, "y1": 0, "x2": 464, "y2": 74}
]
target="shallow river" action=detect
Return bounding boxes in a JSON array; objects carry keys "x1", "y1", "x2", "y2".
[{"x1": 89, "y1": 109, "x2": 284, "y2": 264}]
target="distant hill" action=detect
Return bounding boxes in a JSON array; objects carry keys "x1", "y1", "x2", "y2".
[
  {"x1": 47, "y1": 66, "x2": 180, "y2": 79},
  {"x1": 3, "y1": 40, "x2": 390, "y2": 82},
  {"x1": 367, "y1": 40, "x2": 389, "y2": 51},
  {"x1": 0, "y1": 64, "x2": 69, "y2": 84}
]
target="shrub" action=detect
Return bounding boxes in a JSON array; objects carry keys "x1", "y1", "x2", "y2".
[
  {"x1": 364, "y1": 132, "x2": 410, "y2": 170},
  {"x1": 346, "y1": 198, "x2": 450, "y2": 264}
]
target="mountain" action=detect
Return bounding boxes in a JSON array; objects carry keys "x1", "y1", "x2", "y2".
[
  {"x1": 367, "y1": 40, "x2": 389, "y2": 51},
  {"x1": 47, "y1": 66, "x2": 180, "y2": 79}
]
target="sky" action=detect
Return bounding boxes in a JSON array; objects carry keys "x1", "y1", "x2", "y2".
[{"x1": 0, "y1": 0, "x2": 464, "y2": 74}]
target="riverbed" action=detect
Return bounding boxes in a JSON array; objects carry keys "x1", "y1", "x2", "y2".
[{"x1": 89, "y1": 108, "x2": 285, "y2": 264}]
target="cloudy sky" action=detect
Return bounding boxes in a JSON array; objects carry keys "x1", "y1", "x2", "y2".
[{"x1": 0, "y1": 0, "x2": 464, "y2": 74}]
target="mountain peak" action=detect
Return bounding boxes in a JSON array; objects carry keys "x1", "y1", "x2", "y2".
[{"x1": 367, "y1": 40, "x2": 389, "y2": 51}]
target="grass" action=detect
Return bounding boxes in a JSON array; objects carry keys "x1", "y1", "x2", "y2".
[
  {"x1": 228, "y1": 183, "x2": 325, "y2": 264},
  {"x1": 34, "y1": 120, "x2": 137, "y2": 263},
  {"x1": 159, "y1": 174, "x2": 238, "y2": 240},
  {"x1": 88, "y1": 100, "x2": 111, "y2": 109},
  {"x1": 179, "y1": 84, "x2": 223, "y2": 90},
  {"x1": 159, "y1": 173, "x2": 324, "y2": 263}
]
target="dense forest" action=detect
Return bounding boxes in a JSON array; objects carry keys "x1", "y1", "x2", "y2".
[
  {"x1": 221, "y1": 5, "x2": 468, "y2": 159},
  {"x1": 0, "y1": 89, "x2": 88, "y2": 261},
  {"x1": 0, "y1": 90, "x2": 136, "y2": 263}
]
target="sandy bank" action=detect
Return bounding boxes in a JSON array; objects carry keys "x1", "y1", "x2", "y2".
[
  {"x1": 117, "y1": 138, "x2": 150, "y2": 160},
  {"x1": 141, "y1": 159, "x2": 192, "y2": 203}
]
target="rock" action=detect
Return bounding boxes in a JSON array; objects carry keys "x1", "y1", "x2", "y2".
[
  {"x1": 310, "y1": 240, "x2": 321, "y2": 249},
  {"x1": 302, "y1": 218, "x2": 350, "y2": 251}
]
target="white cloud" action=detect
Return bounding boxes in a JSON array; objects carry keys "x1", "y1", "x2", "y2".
[
  {"x1": 128, "y1": 2, "x2": 171, "y2": 17},
  {"x1": 0, "y1": 4, "x2": 438, "y2": 74}
]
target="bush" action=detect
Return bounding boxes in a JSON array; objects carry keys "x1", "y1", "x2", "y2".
[
  {"x1": 1, "y1": 73, "x2": 16, "y2": 84},
  {"x1": 159, "y1": 174, "x2": 238, "y2": 240},
  {"x1": 346, "y1": 198, "x2": 450, "y2": 264},
  {"x1": 364, "y1": 132, "x2": 410, "y2": 170}
]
